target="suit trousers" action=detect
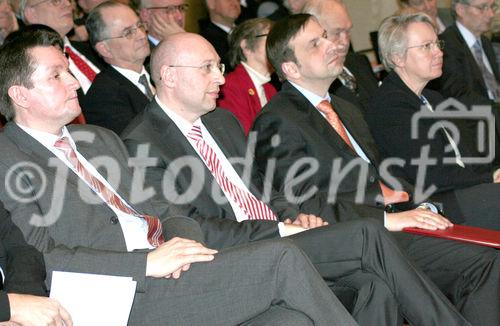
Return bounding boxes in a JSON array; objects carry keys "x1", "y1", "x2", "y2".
[
  {"x1": 128, "y1": 239, "x2": 356, "y2": 326},
  {"x1": 395, "y1": 232, "x2": 500, "y2": 326},
  {"x1": 289, "y1": 219, "x2": 470, "y2": 326}
]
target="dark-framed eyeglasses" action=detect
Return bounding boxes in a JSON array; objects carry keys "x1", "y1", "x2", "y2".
[
  {"x1": 406, "y1": 40, "x2": 445, "y2": 52},
  {"x1": 145, "y1": 3, "x2": 189, "y2": 14},
  {"x1": 100, "y1": 22, "x2": 147, "y2": 41},
  {"x1": 30, "y1": 0, "x2": 65, "y2": 7},
  {"x1": 464, "y1": 2, "x2": 499, "y2": 12},
  {"x1": 168, "y1": 62, "x2": 225, "y2": 75}
]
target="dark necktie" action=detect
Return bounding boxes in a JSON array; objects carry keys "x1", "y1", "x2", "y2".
[
  {"x1": 54, "y1": 137, "x2": 164, "y2": 247},
  {"x1": 338, "y1": 69, "x2": 358, "y2": 94},
  {"x1": 138, "y1": 74, "x2": 154, "y2": 100},
  {"x1": 472, "y1": 40, "x2": 500, "y2": 101},
  {"x1": 188, "y1": 125, "x2": 278, "y2": 221},
  {"x1": 316, "y1": 100, "x2": 409, "y2": 205},
  {"x1": 64, "y1": 46, "x2": 97, "y2": 82}
]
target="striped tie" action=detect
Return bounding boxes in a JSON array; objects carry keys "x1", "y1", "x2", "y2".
[
  {"x1": 54, "y1": 137, "x2": 164, "y2": 247},
  {"x1": 64, "y1": 46, "x2": 97, "y2": 82},
  {"x1": 188, "y1": 125, "x2": 278, "y2": 221}
]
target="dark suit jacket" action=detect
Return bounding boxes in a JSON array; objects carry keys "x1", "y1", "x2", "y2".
[
  {"x1": 330, "y1": 53, "x2": 379, "y2": 113},
  {"x1": 433, "y1": 24, "x2": 500, "y2": 166},
  {"x1": 367, "y1": 71, "x2": 493, "y2": 191},
  {"x1": 0, "y1": 123, "x2": 163, "y2": 292},
  {"x1": 198, "y1": 19, "x2": 230, "y2": 67},
  {"x1": 0, "y1": 203, "x2": 47, "y2": 321},
  {"x1": 122, "y1": 102, "x2": 301, "y2": 249},
  {"x1": 252, "y1": 82, "x2": 420, "y2": 223},
  {"x1": 81, "y1": 65, "x2": 150, "y2": 134},
  {"x1": 218, "y1": 64, "x2": 277, "y2": 134},
  {"x1": 367, "y1": 71, "x2": 500, "y2": 223}
]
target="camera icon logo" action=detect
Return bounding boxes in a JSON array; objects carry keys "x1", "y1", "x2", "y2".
[{"x1": 411, "y1": 97, "x2": 495, "y2": 164}]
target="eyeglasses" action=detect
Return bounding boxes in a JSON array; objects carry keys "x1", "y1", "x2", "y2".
[
  {"x1": 406, "y1": 40, "x2": 444, "y2": 52},
  {"x1": 30, "y1": 0, "x2": 65, "y2": 7},
  {"x1": 145, "y1": 3, "x2": 189, "y2": 14},
  {"x1": 100, "y1": 22, "x2": 146, "y2": 41},
  {"x1": 168, "y1": 62, "x2": 225, "y2": 75},
  {"x1": 464, "y1": 2, "x2": 499, "y2": 12},
  {"x1": 255, "y1": 33, "x2": 268, "y2": 38}
]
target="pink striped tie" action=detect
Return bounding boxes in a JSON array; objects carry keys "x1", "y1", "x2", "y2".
[
  {"x1": 54, "y1": 137, "x2": 164, "y2": 247},
  {"x1": 188, "y1": 125, "x2": 278, "y2": 221}
]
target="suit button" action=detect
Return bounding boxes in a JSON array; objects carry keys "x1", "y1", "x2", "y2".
[
  {"x1": 369, "y1": 176, "x2": 376, "y2": 183},
  {"x1": 110, "y1": 216, "x2": 119, "y2": 225}
]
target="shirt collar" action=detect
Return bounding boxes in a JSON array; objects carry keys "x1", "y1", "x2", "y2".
[
  {"x1": 288, "y1": 81, "x2": 331, "y2": 108},
  {"x1": 212, "y1": 21, "x2": 233, "y2": 34},
  {"x1": 241, "y1": 61, "x2": 271, "y2": 86},
  {"x1": 16, "y1": 124, "x2": 74, "y2": 149},
  {"x1": 155, "y1": 96, "x2": 202, "y2": 136},
  {"x1": 111, "y1": 65, "x2": 149, "y2": 85},
  {"x1": 456, "y1": 21, "x2": 480, "y2": 48},
  {"x1": 148, "y1": 34, "x2": 160, "y2": 46}
]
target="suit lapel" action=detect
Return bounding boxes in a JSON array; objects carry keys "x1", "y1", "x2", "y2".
[{"x1": 106, "y1": 66, "x2": 149, "y2": 114}]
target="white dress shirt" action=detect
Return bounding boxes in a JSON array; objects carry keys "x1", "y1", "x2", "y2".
[
  {"x1": 17, "y1": 124, "x2": 153, "y2": 251},
  {"x1": 112, "y1": 65, "x2": 155, "y2": 97},
  {"x1": 155, "y1": 97, "x2": 286, "y2": 234},
  {"x1": 64, "y1": 37, "x2": 100, "y2": 94},
  {"x1": 242, "y1": 61, "x2": 272, "y2": 107}
]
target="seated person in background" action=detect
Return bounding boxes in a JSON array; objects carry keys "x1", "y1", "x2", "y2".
[
  {"x1": 367, "y1": 13, "x2": 500, "y2": 230},
  {"x1": 431, "y1": 0, "x2": 500, "y2": 164},
  {"x1": 81, "y1": 1, "x2": 153, "y2": 134},
  {"x1": 398, "y1": 0, "x2": 453, "y2": 34},
  {"x1": 0, "y1": 26, "x2": 356, "y2": 326},
  {"x1": 302, "y1": 0, "x2": 379, "y2": 114},
  {"x1": 267, "y1": 0, "x2": 305, "y2": 21},
  {"x1": 122, "y1": 30, "x2": 474, "y2": 326},
  {"x1": 199, "y1": 0, "x2": 240, "y2": 68},
  {"x1": 139, "y1": 0, "x2": 187, "y2": 48},
  {"x1": 251, "y1": 13, "x2": 500, "y2": 325},
  {"x1": 217, "y1": 18, "x2": 276, "y2": 135},
  {"x1": 0, "y1": 203, "x2": 72, "y2": 326}
]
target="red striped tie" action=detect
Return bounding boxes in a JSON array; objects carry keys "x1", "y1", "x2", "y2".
[
  {"x1": 188, "y1": 125, "x2": 278, "y2": 221},
  {"x1": 64, "y1": 46, "x2": 97, "y2": 82},
  {"x1": 54, "y1": 137, "x2": 164, "y2": 247}
]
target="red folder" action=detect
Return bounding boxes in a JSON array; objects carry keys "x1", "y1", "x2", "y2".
[{"x1": 403, "y1": 225, "x2": 500, "y2": 248}]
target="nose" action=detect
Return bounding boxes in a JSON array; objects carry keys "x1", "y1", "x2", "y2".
[
  {"x1": 214, "y1": 69, "x2": 225, "y2": 85},
  {"x1": 65, "y1": 71, "x2": 81, "y2": 91}
]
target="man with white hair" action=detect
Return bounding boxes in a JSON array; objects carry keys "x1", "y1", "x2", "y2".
[{"x1": 139, "y1": 0, "x2": 186, "y2": 48}]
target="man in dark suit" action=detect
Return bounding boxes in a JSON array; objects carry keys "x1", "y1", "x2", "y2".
[
  {"x1": 252, "y1": 13, "x2": 500, "y2": 325},
  {"x1": 302, "y1": 0, "x2": 379, "y2": 114},
  {"x1": 433, "y1": 0, "x2": 500, "y2": 152},
  {"x1": 0, "y1": 23, "x2": 356, "y2": 326},
  {"x1": 199, "y1": 0, "x2": 241, "y2": 68},
  {"x1": 122, "y1": 31, "x2": 474, "y2": 326},
  {"x1": 0, "y1": 203, "x2": 73, "y2": 325},
  {"x1": 21, "y1": 0, "x2": 105, "y2": 99},
  {"x1": 81, "y1": 2, "x2": 153, "y2": 134}
]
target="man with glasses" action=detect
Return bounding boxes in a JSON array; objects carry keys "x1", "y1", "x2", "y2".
[
  {"x1": 139, "y1": 0, "x2": 187, "y2": 48},
  {"x1": 199, "y1": 0, "x2": 241, "y2": 68},
  {"x1": 302, "y1": 0, "x2": 379, "y2": 114},
  {"x1": 21, "y1": 0, "x2": 104, "y2": 98},
  {"x1": 82, "y1": 1, "x2": 153, "y2": 134},
  {"x1": 433, "y1": 0, "x2": 500, "y2": 164}
]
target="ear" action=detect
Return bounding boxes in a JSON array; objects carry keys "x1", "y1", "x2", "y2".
[
  {"x1": 94, "y1": 41, "x2": 112, "y2": 59},
  {"x1": 454, "y1": 2, "x2": 466, "y2": 18},
  {"x1": 281, "y1": 61, "x2": 300, "y2": 80},
  {"x1": 160, "y1": 65, "x2": 175, "y2": 88},
  {"x1": 8, "y1": 85, "x2": 30, "y2": 109},
  {"x1": 391, "y1": 52, "x2": 406, "y2": 68}
]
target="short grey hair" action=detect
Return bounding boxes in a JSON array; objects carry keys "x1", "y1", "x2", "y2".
[{"x1": 378, "y1": 12, "x2": 436, "y2": 71}]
